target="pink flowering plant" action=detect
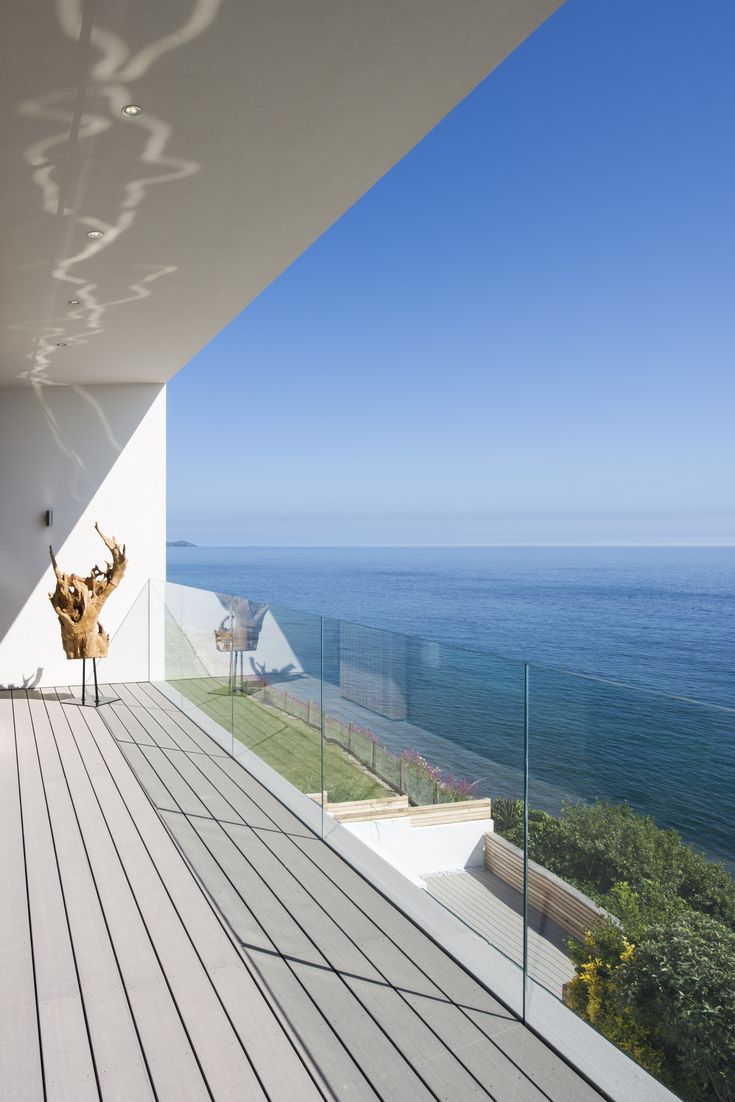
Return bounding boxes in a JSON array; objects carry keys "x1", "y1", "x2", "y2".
[
  {"x1": 439, "y1": 772, "x2": 479, "y2": 802},
  {"x1": 400, "y1": 747, "x2": 441, "y2": 781}
]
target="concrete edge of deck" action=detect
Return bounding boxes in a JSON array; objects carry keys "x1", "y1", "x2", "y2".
[{"x1": 154, "y1": 680, "x2": 680, "y2": 1102}]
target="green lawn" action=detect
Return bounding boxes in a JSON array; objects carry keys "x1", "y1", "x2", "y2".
[{"x1": 169, "y1": 676, "x2": 391, "y2": 803}]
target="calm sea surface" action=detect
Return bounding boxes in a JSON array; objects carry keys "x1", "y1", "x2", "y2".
[{"x1": 167, "y1": 546, "x2": 735, "y2": 867}]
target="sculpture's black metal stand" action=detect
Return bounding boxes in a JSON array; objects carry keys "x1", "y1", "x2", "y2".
[
  {"x1": 63, "y1": 657, "x2": 119, "y2": 708},
  {"x1": 229, "y1": 647, "x2": 247, "y2": 694}
]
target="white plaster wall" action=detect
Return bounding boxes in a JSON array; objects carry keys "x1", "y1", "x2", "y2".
[
  {"x1": 0, "y1": 383, "x2": 165, "y2": 688},
  {"x1": 343, "y1": 816, "x2": 493, "y2": 886}
]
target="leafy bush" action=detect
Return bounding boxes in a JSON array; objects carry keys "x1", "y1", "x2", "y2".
[
  {"x1": 528, "y1": 801, "x2": 735, "y2": 1101},
  {"x1": 500, "y1": 799, "x2": 735, "y2": 930},
  {"x1": 567, "y1": 904, "x2": 735, "y2": 1101},
  {"x1": 618, "y1": 912, "x2": 735, "y2": 1102},
  {"x1": 566, "y1": 925, "x2": 665, "y2": 1078}
]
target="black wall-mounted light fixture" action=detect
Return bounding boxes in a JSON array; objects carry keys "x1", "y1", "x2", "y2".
[{"x1": 44, "y1": 509, "x2": 53, "y2": 528}]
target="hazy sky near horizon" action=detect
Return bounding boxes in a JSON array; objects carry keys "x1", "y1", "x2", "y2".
[{"x1": 168, "y1": 0, "x2": 735, "y2": 547}]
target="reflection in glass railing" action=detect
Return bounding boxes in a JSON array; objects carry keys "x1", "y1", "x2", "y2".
[{"x1": 123, "y1": 579, "x2": 733, "y2": 1102}]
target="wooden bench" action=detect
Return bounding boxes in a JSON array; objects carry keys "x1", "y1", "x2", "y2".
[
  {"x1": 317, "y1": 794, "x2": 492, "y2": 827},
  {"x1": 484, "y1": 832, "x2": 609, "y2": 942},
  {"x1": 409, "y1": 798, "x2": 492, "y2": 828}
]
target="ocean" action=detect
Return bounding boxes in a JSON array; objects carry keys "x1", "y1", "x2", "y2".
[{"x1": 167, "y1": 545, "x2": 735, "y2": 867}]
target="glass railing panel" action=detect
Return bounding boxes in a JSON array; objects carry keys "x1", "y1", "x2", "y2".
[
  {"x1": 162, "y1": 582, "x2": 233, "y2": 754},
  {"x1": 101, "y1": 579, "x2": 150, "y2": 687},
  {"x1": 151, "y1": 578, "x2": 185, "y2": 709},
  {"x1": 224, "y1": 600, "x2": 324, "y2": 804},
  {"x1": 153, "y1": 581, "x2": 324, "y2": 801},
  {"x1": 525, "y1": 663, "x2": 735, "y2": 1102},
  {"x1": 321, "y1": 615, "x2": 527, "y2": 1010}
]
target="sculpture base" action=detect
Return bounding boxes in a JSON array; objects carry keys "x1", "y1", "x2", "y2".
[
  {"x1": 62, "y1": 656, "x2": 115, "y2": 708},
  {"x1": 62, "y1": 694, "x2": 120, "y2": 708}
]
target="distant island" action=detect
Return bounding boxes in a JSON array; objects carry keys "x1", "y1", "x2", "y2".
[{"x1": 166, "y1": 540, "x2": 197, "y2": 547}]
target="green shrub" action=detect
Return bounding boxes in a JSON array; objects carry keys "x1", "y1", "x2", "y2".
[
  {"x1": 677, "y1": 846, "x2": 735, "y2": 929},
  {"x1": 540, "y1": 802, "x2": 735, "y2": 1101},
  {"x1": 508, "y1": 799, "x2": 735, "y2": 930},
  {"x1": 566, "y1": 922, "x2": 665, "y2": 1078},
  {"x1": 618, "y1": 912, "x2": 735, "y2": 1102}
]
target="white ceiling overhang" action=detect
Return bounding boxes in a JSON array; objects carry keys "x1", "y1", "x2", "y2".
[{"x1": 0, "y1": 0, "x2": 563, "y2": 387}]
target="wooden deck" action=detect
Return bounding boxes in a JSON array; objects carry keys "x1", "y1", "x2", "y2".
[{"x1": 1, "y1": 683, "x2": 605, "y2": 1102}]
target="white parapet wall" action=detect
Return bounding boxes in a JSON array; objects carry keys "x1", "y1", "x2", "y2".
[
  {"x1": 343, "y1": 814, "x2": 493, "y2": 886},
  {"x1": 0, "y1": 383, "x2": 166, "y2": 688}
]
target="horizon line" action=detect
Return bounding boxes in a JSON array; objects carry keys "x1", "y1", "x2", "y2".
[{"x1": 167, "y1": 541, "x2": 735, "y2": 549}]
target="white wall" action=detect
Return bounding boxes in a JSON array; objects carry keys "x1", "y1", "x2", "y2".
[
  {"x1": 343, "y1": 816, "x2": 493, "y2": 886},
  {"x1": 0, "y1": 383, "x2": 165, "y2": 688}
]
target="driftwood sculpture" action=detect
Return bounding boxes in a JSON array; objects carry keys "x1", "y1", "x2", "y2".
[{"x1": 49, "y1": 523, "x2": 128, "y2": 660}]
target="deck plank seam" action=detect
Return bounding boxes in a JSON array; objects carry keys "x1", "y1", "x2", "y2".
[{"x1": 9, "y1": 694, "x2": 47, "y2": 1102}]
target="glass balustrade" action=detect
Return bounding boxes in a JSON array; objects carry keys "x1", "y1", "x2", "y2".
[{"x1": 107, "y1": 577, "x2": 735, "y2": 1102}]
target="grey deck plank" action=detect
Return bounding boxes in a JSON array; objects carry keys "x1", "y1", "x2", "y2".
[
  {"x1": 0, "y1": 694, "x2": 44, "y2": 1102},
  {"x1": 160, "y1": 809, "x2": 388, "y2": 1101},
  {"x1": 129, "y1": 717, "x2": 596, "y2": 1102},
  {"x1": 25, "y1": 694, "x2": 155, "y2": 1102},
  {"x1": 240, "y1": 824, "x2": 548, "y2": 1101},
  {"x1": 219, "y1": 818, "x2": 540, "y2": 1102},
  {"x1": 84, "y1": 702, "x2": 325, "y2": 1102},
  {"x1": 121, "y1": 681, "x2": 229, "y2": 755},
  {"x1": 185, "y1": 811, "x2": 493, "y2": 1101},
  {"x1": 109, "y1": 685, "x2": 205, "y2": 754},
  {"x1": 12, "y1": 692, "x2": 99, "y2": 1102},
  {"x1": 129, "y1": 681, "x2": 182, "y2": 712},
  {"x1": 43, "y1": 692, "x2": 212, "y2": 1102},
  {"x1": 106, "y1": 698, "x2": 181, "y2": 750},
  {"x1": 128, "y1": 681, "x2": 232, "y2": 755},
  {"x1": 61, "y1": 701, "x2": 268, "y2": 1102},
  {"x1": 137, "y1": 744, "x2": 214, "y2": 817},
  {"x1": 176, "y1": 809, "x2": 437, "y2": 1101},
  {"x1": 115, "y1": 740, "x2": 183, "y2": 813},
  {"x1": 159, "y1": 747, "x2": 244, "y2": 821}
]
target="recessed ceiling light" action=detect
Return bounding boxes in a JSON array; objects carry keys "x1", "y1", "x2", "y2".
[
  {"x1": 68, "y1": 299, "x2": 80, "y2": 305},
  {"x1": 87, "y1": 230, "x2": 104, "y2": 239},
  {"x1": 121, "y1": 104, "x2": 142, "y2": 117},
  {"x1": 56, "y1": 342, "x2": 67, "y2": 347}
]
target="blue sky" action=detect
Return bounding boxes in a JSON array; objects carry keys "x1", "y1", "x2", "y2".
[{"x1": 168, "y1": 0, "x2": 735, "y2": 546}]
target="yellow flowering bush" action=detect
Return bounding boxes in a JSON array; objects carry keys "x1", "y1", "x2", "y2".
[{"x1": 566, "y1": 929, "x2": 663, "y2": 1077}]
